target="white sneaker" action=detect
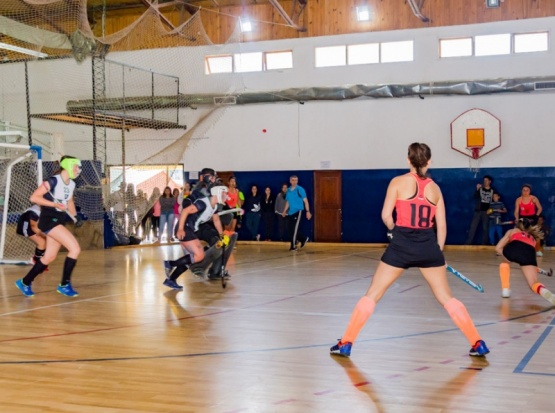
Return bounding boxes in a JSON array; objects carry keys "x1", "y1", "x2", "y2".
[{"x1": 502, "y1": 288, "x2": 511, "y2": 298}]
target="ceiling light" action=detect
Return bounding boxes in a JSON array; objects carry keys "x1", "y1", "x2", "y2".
[
  {"x1": 486, "y1": 0, "x2": 500, "y2": 8},
  {"x1": 356, "y1": 6, "x2": 371, "y2": 22},
  {"x1": 240, "y1": 18, "x2": 253, "y2": 33},
  {"x1": 0, "y1": 42, "x2": 48, "y2": 58}
]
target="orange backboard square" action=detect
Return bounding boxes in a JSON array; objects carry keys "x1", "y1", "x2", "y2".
[{"x1": 466, "y1": 129, "x2": 485, "y2": 147}]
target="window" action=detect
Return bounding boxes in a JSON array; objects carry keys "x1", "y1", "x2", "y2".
[
  {"x1": 475, "y1": 34, "x2": 511, "y2": 56},
  {"x1": 440, "y1": 38, "x2": 473, "y2": 58},
  {"x1": 381, "y1": 40, "x2": 413, "y2": 63},
  {"x1": 348, "y1": 43, "x2": 379, "y2": 65},
  {"x1": 315, "y1": 45, "x2": 346, "y2": 67},
  {"x1": 265, "y1": 50, "x2": 293, "y2": 70},
  {"x1": 205, "y1": 55, "x2": 232, "y2": 74},
  {"x1": 234, "y1": 52, "x2": 263, "y2": 73},
  {"x1": 514, "y1": 32, "x2": 548, "y2": 53}
]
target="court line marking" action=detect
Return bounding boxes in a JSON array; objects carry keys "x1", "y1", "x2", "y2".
[
  {"x1": 513, "y1": 313, "x2": 555, "y2": 377},
  {"x1": 0, "y1": 248, "x2": 553, "y2": 369}
]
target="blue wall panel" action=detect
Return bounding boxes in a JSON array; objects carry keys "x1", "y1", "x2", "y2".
[{"x1": 220, "y1": 167, "x2": 555, "y2": 246}]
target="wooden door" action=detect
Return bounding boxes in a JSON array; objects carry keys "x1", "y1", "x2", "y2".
[
  {"x1": 217, "y1": 171, "x2": 234, "y2": 186},
  {"x1": 314, "y1": 170, "x2": 342, "y2": 242}
]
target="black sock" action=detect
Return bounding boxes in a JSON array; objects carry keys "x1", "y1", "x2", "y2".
[
  {"x1": 170, "y1": 265, "x2": 189, "y2": 281},
  {"x1": 170, "y1": 254, "x2": 192, "y2": 268},
  {"x1": 22, "y1": 259, "x2": 48, "y2": 285},
  {"x1": 61, "y1": 257, "x2": 77, "y2": 286},
  {"x1": 34, "y1": 248, "x2": 45, "y2": 259}
]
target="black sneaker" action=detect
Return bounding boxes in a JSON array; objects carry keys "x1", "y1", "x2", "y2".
[
  {"x1": 163, "y1": 279, "x2": 183, "y2": 290},
  {"x1": 299, "y1": 237, "x2": 309, "y2": 249}
]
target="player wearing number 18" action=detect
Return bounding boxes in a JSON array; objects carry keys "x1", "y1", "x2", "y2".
[{"x1": 330, "y1": 143, "x2": 489, "y2": 358}]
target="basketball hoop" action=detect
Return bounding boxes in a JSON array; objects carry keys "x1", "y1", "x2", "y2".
[
  {"x1": 468, "y1": 146, "x2": 482, "y2": 160},
  {"x1": 466, "y1": 146, "x2": 483, "y2": 177},
  {"x1": 451, "y1": 108, "x2": 502, "y2": 177}
]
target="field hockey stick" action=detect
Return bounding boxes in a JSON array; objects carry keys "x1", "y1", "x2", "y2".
[
  {"x1": 499, "y1": 220, "x2": 515, "y2": 225},
  {"x1": 446, "y1": 264, "x2": 485, "y2": 293},
  {"x1": 537, "y1": 267, "x2": 553, "y2": 277},
  {"x1": 218, "y1": 207, "x2": 243, "y2": 217},
  {"x1": 47, "y1": 191, "x2": 78, "y2": 223}
]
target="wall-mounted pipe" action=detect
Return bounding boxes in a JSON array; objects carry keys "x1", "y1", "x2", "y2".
[{"x1": 66, "y1": 76, "x2": 555, "y2": 113}]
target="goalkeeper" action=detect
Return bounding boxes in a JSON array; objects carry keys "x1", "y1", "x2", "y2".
[{"x1": 162, "y1": 184, "x2": 229, "y2": 290}]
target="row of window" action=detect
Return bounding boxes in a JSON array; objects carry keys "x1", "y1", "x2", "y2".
[{"x1": 205, "y1": 31, "x2": 548, "y2": 74}]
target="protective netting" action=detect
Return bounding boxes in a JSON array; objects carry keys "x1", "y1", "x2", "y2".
[{"x1": 0, "y1": 0, "x2": 246, "y2": 246}]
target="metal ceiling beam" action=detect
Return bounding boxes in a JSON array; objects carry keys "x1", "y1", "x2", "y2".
[
  {"x1": 268, "y1": 0, "x2": 306, "y2": 32},
  {"x1": 407, "y1": 0, "x2": 430, "y2": 23},
  {"x1": 139, "y1": 0, "x2": 176, "y2": 29}
]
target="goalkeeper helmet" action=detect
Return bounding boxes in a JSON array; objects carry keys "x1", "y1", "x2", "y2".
[
  {"x1": 60, "y1": 156, "x2": 82, "y2": 179},
  {"x1": 210, "y1": 185, "x2": 228, "y2": 205}
]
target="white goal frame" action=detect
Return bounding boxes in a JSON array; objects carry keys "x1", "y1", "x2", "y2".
[{"x1": 0, "y1": 132, "x2": 43, "y2": 264}]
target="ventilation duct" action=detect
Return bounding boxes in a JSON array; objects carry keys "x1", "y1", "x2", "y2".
[{"x1": 66, "y1": 76, "x2": 555, "y2": 113}]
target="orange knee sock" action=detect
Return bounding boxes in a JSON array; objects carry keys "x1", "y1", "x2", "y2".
[
  {"x1": 342, "y1": 296, "x2": 376, "y2": 344},
  {"x1": 531, "y1": 282, "x2": 545, "y2": 295},
  {"x1": 444, "y1": 297, "x2": 481, "y2": 346},
  {"x1": 499, "y1": 263, "x2": 510, "y2": 289}
]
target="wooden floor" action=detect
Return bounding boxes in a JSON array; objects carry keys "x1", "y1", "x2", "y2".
[{"x1": 0, "y1": 242, "x2": 553, "y2": 412}]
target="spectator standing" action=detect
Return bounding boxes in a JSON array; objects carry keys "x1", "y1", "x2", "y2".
[
  {"x1": 260, "y1": 186, "x2": 275, "y2": 241},
  {"x1": 158, "y1": 186, "x2": 175, "y2": 243},
  {"x1": 514, "y1": 184, "x2": 542, "y2": 225},
  {"x1": 465, "y1": 175, "x2": 494, "y2": 245},
  {"x1": 274, "y1": 183, "x2": 289, "y2": 241},
  {"x1": 224, "y1": 176, "x2": 243, "y2": 233},
  {"x1": 488, "y1": 192, "x2": 507, "y2": 246},
  {"x1": 244, "y1": 185, "x2": 262, "y2": 241}
]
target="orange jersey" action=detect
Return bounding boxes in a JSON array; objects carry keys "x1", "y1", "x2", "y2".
[
  {"x1": 226, "y1": 190, "x2": 239, "y2": 208},
  {"x1": 509, "y1": 230, "x2": 536, "y2": 248},
  {"x1": 518, "y1": 199, "x2": 536, "y2": 217},
  {"x1": 395, "y1": 174, "x2": 436, "y2": 229}
]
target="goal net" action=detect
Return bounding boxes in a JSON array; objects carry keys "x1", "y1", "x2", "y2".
[
  {"x1": 0, "y1": 1, "x2": 249, "y2": 246},
  {"x1": 0, "y1": 133, "x2": 43, "y2": 264}
]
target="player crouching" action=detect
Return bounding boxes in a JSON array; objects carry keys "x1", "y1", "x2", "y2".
[{"x1": 162, "y1": 185, "x2": 228, "y2": 290}]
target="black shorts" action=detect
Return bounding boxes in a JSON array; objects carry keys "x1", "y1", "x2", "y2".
[
  {"x1": 177, "y1": 226, "x2": 199, "y2": 243},
  {"x1": 16, "y1": 213, "x2": 36, "y2": 237},
  {"x1": 195, "y1": 222, "x2": 219, "y2": 246},
  {"x1": 381, "y1": 226, "x2": 445, "y2": 269},
  {"x1": 37, "y1": 210, "x2": 67, "y2": 234},
  {"x1": 503, "y1": 241, "x2": 537, "y2": 266}
]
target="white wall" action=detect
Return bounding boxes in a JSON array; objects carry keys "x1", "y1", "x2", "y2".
[{"x1": 1, "y1": 16, "x2": 554, "y2": 171}]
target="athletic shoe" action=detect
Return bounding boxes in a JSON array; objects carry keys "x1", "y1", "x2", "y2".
[
  {"x1": 537, "y1": 251, "x2": 543, "y2": 257},
  {"x1": 15, "y1": 279, "x2": 34, "y2": 297},
  {"x1": 163, "y1": 260, "x2": 174, "y2": 279},
  {"x1": 289, "y1": 247, "x2": 298, "y2": 252},
  {"x1": 469, "y1": 340, "x2": 490, "y2": 357},
  {"x1": 502, "y1": 288, "x2": 511, "y2": 298},
  {"x1": 330, "y1": 340, "x2": 352, "y2": 357},
  {"x1": 300, "y1": 237, "x2": 309, "y2": 249},
  {"x1": 163, "y1": 278, "x2": 183, "y2": 290},
  {"x1": 57, "y1": 283, "x2": 79, "y2": 297}
]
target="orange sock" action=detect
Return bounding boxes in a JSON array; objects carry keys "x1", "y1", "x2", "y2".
[
  {"x1": 531, "y1": 282, "x2": 545, "y2": 294},
  {"x1": 444, "y1": 297, "x2": 481, "y2": 346},
  {"x1": 499, "y1": 263, "x2": 510, "y2": 289},
  {"x1": 342, "y1": 296, "x2": 376, "y2": 344}
]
